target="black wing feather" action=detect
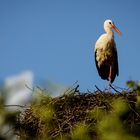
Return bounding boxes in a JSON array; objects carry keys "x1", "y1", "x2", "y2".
[
  {"x1": 94, "y1": 40, "x2": 119, "y2": 83},
  {"x1": 111, "y1": 46, "x2": 119, "y2": 83}
]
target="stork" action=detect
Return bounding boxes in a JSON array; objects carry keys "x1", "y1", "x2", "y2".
[{"x1": 94, "y1": 19, "x2": 122, "y2": 86}]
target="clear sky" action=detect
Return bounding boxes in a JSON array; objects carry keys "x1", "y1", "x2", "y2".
[{"x1": 0, "y1": 0, "x2": 140, "y2": 91}]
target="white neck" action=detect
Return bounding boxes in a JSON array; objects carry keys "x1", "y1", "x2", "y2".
[{"x1": 105, "y1": 28, "x2": 114, "y2": 40}]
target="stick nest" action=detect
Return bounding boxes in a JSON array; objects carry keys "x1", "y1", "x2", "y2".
[{"x1": 15, "y1": 87, "x2": 140, "y2": 140}]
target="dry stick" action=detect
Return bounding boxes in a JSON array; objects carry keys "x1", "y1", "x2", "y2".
[
  {"x1": 109, "y1": 84, "x2": 121, "y2": 93},
  {"x1": 74, "y1": 85, "x2": 79, "y2": 92},
  {"x1": 95, "y1": 85, "x2": 102, "y2": 93},
  {"x1": 63, "y1": 81, "x2": 78, "y2": 94},
  {"x1": 112, "y1": 84, "x2": 130, "y2": 91},
  {"x1": 87, "y1": 89, "x2": 93, "y2": 94},
  {"x1": 25, "y1": 84, "x2": 34, "y2": 91},
  {"x1": 54, "y1": 114, "x2": 63, "y2": 138},
  {"x1": 3, "y1": 104, "x2": 26, "y2": 108}
]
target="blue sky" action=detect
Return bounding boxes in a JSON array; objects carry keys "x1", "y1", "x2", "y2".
[{"x1": 0, "y1": 0, "x2": 140, "y2": 91}]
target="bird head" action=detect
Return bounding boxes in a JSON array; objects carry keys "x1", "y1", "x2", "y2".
[{"x1": 104, "y1": 19, "x2": 122, "y2": 35}]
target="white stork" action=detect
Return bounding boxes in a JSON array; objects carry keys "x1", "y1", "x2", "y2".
[{"x1": 94, "y1": 19, "x2": 122, "y2": 85}]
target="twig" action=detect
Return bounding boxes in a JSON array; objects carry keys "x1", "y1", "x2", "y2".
[
  {"x1": 87, "y1": 89, "x2": 93, "y2": 94},
  {"x1": 112, "y1": 84, "x2": 130, "y2": 91},
  {"x1": 36, "y1": 86, "x2": 47, "y2": 92},
  {"x1": 3, "y1": 104, "x2": 27, "y2": 108},
  {"x1": 109, "y1": 84, "x2": 121, "y2": 93},
  {"x1": 25, "y1": 84, "x2": 34, "y2": 91},
  {"x1": 74, "y1": 85, "x2": 79, "y2": 92},
  {"x1": 95, "y1": 85, "x2": 102, "y2": 93},
  {"x1": 63, "y1": 81, "x2": 78, "y2": 94}
]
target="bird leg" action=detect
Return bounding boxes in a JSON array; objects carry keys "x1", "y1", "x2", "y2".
[
  {"x1": 108, "y1": 66, "x2": 112, "y2": 92},
  {"x1": 108, "y1": 66, "x2": 112, "y2": 85}
]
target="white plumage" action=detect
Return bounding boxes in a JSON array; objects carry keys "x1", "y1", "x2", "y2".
[{"x1": 94, "y1": 19, "x2": 122, "y2": 84}]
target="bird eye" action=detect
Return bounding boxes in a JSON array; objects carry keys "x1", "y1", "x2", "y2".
[{"x1": 109, "y1": 22, "x2": 112, "y2": 24}]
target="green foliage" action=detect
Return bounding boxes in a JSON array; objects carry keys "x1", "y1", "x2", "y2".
[
  {"x1": 127, "y1": 80, "x2": 136, "y2": 88},
  {"x1": 31, "y1": 89, "x2": 54, "y2": 122},
  {"x1": 95, "y1": 98, "x2": 138, "y2": 140},
  {"x1": 1, "y1": 81, "x2": 140, "y2": 140},
  {"x1": 71, "y1": 122, "x2": 91, "y2": 140},
  {"x1": 127, "y1": 80, "x2": 140, "y2": 93}
]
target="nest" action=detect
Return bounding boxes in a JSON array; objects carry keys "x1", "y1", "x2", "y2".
[{"x1": 15, "y1": 87, "x2": 140, "y2": 140}]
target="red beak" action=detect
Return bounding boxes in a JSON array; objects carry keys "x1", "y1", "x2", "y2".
[{"x1": 112, "y1": 24, "x2": 122, "y2": 36}]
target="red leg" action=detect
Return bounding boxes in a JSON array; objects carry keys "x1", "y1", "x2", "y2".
[{"x1": 108, "y1": 66, "x2": 112, "y2": 87}]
